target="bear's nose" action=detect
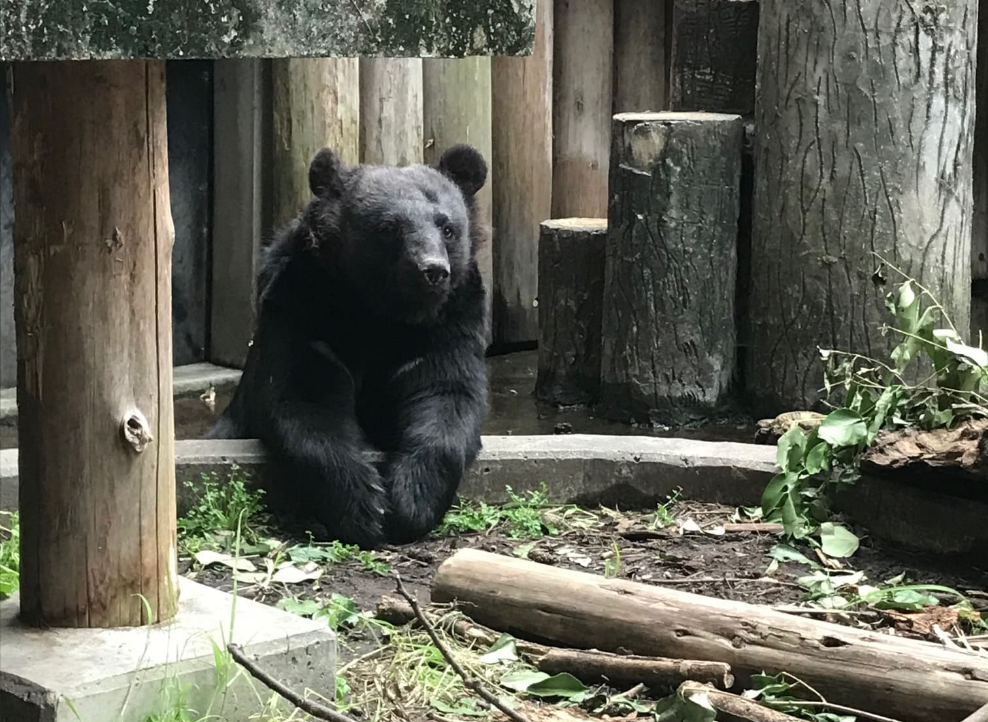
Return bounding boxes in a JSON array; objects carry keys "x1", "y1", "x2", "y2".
[{"x1": 422, "y1": 263, "x2": 450, "y2": 286}]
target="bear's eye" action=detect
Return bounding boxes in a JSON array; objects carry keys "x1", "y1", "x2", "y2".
[{"x1": 442, "y1": 223, "x2": 455, "y2": 240}]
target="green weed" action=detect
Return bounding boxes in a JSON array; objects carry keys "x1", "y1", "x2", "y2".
[
  {"x1": 0, "y1": 511, "x2": 20, "y2": 599},
  {"x1": 178, "y1": 465, "x2": 266, "y2": 554}
]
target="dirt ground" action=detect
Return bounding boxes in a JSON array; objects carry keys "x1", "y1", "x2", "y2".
[{"x1": 180, "y1": 498, "x2": 988, "y2": 666}]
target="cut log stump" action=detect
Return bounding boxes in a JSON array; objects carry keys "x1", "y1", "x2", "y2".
[
  {"x1": 598, "y1": 112, "x2": 743, "y2": 424},
  {"x1": 431, "y1": 549, "x2": 988, "y2": 722},
  {"x1": 535, "y1": 218, "x2": 607, "y2": 406}
]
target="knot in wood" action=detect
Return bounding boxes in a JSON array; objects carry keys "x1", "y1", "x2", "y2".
[{"x1": 122, "y1": 409, "x2": 153, "y2": 453}]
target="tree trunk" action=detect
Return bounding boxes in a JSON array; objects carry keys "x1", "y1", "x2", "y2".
[
  {"x1": 11, "y1": 60, "x2": 178, "y2": 628},
  {"x1": 359, "y1": 58, "x2": 423, "y2": 166},
  {"x1": 612, "y1": 0, "x2": 668, "y2": 114},
  {"x1": 551, "y1": 0, "x2": 614, "y2": 218},
  {"x1": 272, "y1": 58, "x2": 359, "y2": 227},
  {"x1": 535, "y1": 218, "x2": 607, "y2": 406},
  {"x1": 491, "y1": 0, "x2": 553, "y2": 346},
  {"x1": 598, "y1": 112, "x2": 743, "y2": 424},
  {"x1": 669, "y1": 0, "x2": 759, "y2": 117},
  {"x1": 423, "y1": 58, "x2": 494, "y2": 345},
  {"x1": 973, "y1": 0, "x2": 988, "y2": 343},
  {"x1": 748, "y1": 0, "x2": 978, "y2": 415},
  {"x1": 432, "y1": 549, "x2": 988, "y2": 722}
]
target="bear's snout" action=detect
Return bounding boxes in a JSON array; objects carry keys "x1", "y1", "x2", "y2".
[{"x1": 421, "y1": 261, "x2": 450, "y2": 286}]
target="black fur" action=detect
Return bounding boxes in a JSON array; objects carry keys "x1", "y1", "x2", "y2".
[{"x1": 208, "y1": 145, "x2": 490, "y2": 548}]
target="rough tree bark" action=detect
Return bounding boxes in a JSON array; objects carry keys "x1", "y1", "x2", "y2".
[
  {"x1": 423, "y1": 58, "x2": 494, "y2": 345},
  {"x1": 551, "y1": 0, "x2": 614, "y2": 218},
  {"x1": 669, "y1": 0, "x2": 759, "y2": 117},
  {"x1": 432, "y1": 549, "x2": 988, "y2": 722},
  {"x1": 11, "y1": 60, "x2": 178, "y2": 627},
  {"x1": 598, "y1": 112, "x2": 743, "y2": 424},
  {"x1": 359, "y1": 58, "x2": 423, "y2": 166},
  {"x1": 272, "y1": 58, "x2": 359, "y2": 227},
  {"x1": 613, "y1": 0, "x2": 668, "y2": 114},
  {"x1": 491, "y1": 0, "x2": 553, "y2": 345},
  {"x1": 973, "y1": 0, "x2": 988, "y2": 342},
  {"x1": 535, "y1": 218, "x2": 608, "y2": 406},
  {"x1": 748, "y1": 0, "x2": 978, "y2": 414}
]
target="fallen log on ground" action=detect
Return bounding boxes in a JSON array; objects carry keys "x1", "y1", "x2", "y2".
[
  {"x1": 431, "y1": 549, "x2": 988, "y2": 722},
  {"x1": 860, "y1": 417, "x2": 988, "y2": 483},
  {"x1": 375, "y1": 595, "x2": 735, "y2": 690}
]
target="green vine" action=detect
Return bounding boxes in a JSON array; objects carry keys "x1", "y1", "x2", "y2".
[{"x1": 761, "y1": 259, "x2": 988, "y2": 556}]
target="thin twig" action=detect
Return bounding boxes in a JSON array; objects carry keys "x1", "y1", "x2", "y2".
[
  {"x1": 392, "y1": 572, "x2": 533, "y2": 722},
  {"x1": 783, "y1": 700, "x2": 903, "y2": 722},
  {"x1": 227, "y1": 643, "x2": 357, "y2": 722}
]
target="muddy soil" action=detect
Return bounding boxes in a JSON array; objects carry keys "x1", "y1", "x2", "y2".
[{"x1": 181, "y1": 499, "x2": 988, "y2": 664}]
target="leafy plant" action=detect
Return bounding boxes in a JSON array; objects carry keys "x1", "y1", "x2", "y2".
[
  {"x1": 177, "y1": 465, "x2": 266, "y2": 554},
  {"x1": 0, "y1": 511, "x2": 20, "y2": 599},
  {"x1": 762, "y1": 263, "x2": 988, "y2": 552},
  {"x1": 652, "y1": 488, "x2": 682, "y2": 529},
  {"x1": 436, "y1": 483, "x2": 574, "y2": 540},
  {"x1": 277, "y1": 593, "x2": 392, "y2": 634},
  {"x1": 603, "y1": 542, "x2": 622, "y2": 579}
]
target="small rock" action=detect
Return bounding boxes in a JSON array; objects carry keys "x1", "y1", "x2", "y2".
[{"x1": 553, "y1": 422, "x2": 573, "y2": 434}]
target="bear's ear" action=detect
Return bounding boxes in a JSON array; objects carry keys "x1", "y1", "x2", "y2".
[
  {"x1": 437, "y1": 144, "x2": 487, "y2": 198},
  {"x1": 309, "y1": 147, "x2": 346, "y2": 199}
]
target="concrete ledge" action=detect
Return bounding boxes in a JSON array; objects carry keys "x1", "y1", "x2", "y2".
[
  {"x1": 0, "y1": 578, "x2": 335, "y2": 722},
  {"x1": 0, "y1": 363, "x2": 243, "y2": 422},
  {"x1": 2, "y1": 435, "x2": 986, "y2": 561}
]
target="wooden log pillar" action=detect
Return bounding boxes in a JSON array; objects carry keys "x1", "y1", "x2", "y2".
[
  {"x1": 612, "y1": 0, "x2": 668, "y2": 114},
  {"x1": 669, "y1": 0, "x2": 759, "y2": 117},
  {"x1": 598, "y1": 112, "x2": 743, "y2": 424},
  {"x1": 359, "y1": 59, "x2": 424, "y2": 166},
  {"x1": 973, "y1": 0, "x2": 988, "y2": 343},
  {"x1": 10, "y1": 60, "x2": 178, "y2": 627},
  {"x1": 209, "y1": 60, "x2": 265, "y2": 369},
  {"x1": 534, "y1": 219, "x2": 607, "y2": 406},
  {"x1": 551, "y1": 0, "x2": 614, "y2": 218},
  {"x1": 272, "y1": 58, "x2": 360, "y2": 227},
  {"x1": 749, "y1": 1, "x2": 978, "y2": 415},
  {"x1": 491, "y1": 0, "x2": 554, "y2": 346},
  {"x1": 423, "y1": 58, "x2": 494, "y2": 345}
]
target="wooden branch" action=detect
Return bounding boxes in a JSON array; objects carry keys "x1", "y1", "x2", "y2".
[
  {"x1": 391, "y1": 575, "x2": 533, "y2": 722},
  {"x1": 963, "y1": 701, "x2": 988, "y2": 722},
  {"x1": 677, "y1": 682, "x2": 801, "y2": 722},
  {"x1": 377, "y1": 595, "x2": 734, "y2": 689},
  {"x1": 431, "y1": 549, "x2": 988, "y2": 722},
  {"x1": 227, "y1": 644, "x2": 355, "y2": 722}
]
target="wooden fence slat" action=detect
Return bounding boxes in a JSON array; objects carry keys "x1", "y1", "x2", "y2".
[
  {"x1": 613, "y1": 0, "x2": 668, "y2": 114},
  {"x1": 360, "y1": 58, "x2": 424, "y2": 166}
]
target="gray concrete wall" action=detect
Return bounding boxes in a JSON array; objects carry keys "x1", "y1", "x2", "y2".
[{"x1": 0, "y1": 61, "x2": 214, "y2": 388}]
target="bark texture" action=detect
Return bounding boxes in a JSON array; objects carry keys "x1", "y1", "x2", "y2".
[
  {"x1": 613, "y1": 0, "x2": 668, "y2": 114},
  {"x1": 491, "y1": 0, "x2": 553, "y2": 345},
  {"x1": 535, "y1": 218, "x2": 608, "y2": 406},
  {"x1": 973, "y1": 0, "x2": 988, "y2": 342},
  {"x1": 669, "y1": 0, "x2": 759, "y2": 117},
  {"x1": 11, "y1": 60, "x2": 178, "y2": 627},
  {"x1": 272, "y1": 58, "x2": 359, "y2": 227},
  {"x1": 749, "y1": 0, "x2": 978, "y2": 414},
  {"x1": 432, "y1": 549, "x2": 988, "y2": 722},
  {"x1": 599, "y1": 112, "x2": 743, "y2": 424},
  {"x1": 423, "y1": 57, "x2": 494, "y2": 344},
  {"x1": 551, "y1": 0, "x2": 614, "y2": 218},
  {"x1": 360, "y1": 59, "x2": 424, "y2": 166}
]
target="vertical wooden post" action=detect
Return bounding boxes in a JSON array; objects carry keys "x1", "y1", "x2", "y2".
[
  {"x1": 973, "y1": 0, "x2": 988, "y2": 343},
  {"x1": 535, "y1": 218, "x2": 608, "y2": 406},
  {"x1": 491, "y1": 0, "x2": 554, "y2": 346},
  {"x1": 272, "y1": 58, "x2": 360, "y2": 228},
  {"x1": 209, "y1": 60, "x2": 265, "y2": 369},
  {"x1": 551, "y1": 0, "x2": 614, "y2": 218},
  {"x1": 749, "y1": 0, "x2": 977, "y2": 414},
  {"x1": 613, "y1": 0, "x2": 668, "y2": 114},
  {"x1": 423, "y1": 58, "x2": 494, "y2": 344},
  {"x1": 11, "y1": 59, "x2": 178, "y2": 628},
  {"x1": 669, "y1": 0, "x2": 759, "y2": 117},
  {"x1": 359, "y1": 59, "x2": 424, "y2": 165},
  {"x1": 598, "y1": 113, "x2": 743, "y2": 424}
]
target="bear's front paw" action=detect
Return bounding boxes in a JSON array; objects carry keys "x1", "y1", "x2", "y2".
[{"x1": 335, "y1": 464, "x2": 389, "y2": 549}]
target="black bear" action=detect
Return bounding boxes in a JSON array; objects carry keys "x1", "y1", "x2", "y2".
[{"x1": 208, "y1": 144, "x2": 490, "y2": 549}]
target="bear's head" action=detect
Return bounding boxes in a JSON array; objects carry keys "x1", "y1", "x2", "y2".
[{"x1": 305, "y1": 144, "x2": 488, "y2": 323}]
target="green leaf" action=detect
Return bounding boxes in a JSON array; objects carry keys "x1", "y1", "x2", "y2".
[
  {"x1": 946, "y1": 338, "x2": 988, "y2": 369},
  {"x1": 276, "y1": 598, "x2": 320, "y2": 617},
  {"x1": 804, "y1": 440, "x2": 831, "y2": 475},
  {"x1": 481, "y1": 634, "x2": 519, "y2": 664},
  {"x1": 819, "y1": 523, "x2": 860, "y2": 558},
  {"x1": 760, "y1": 473, "x2": 790, "y2": 517},
  {"x1": 867, "y1": 386, "x2": 899, "y2": 440},
  {"x1": 776, "y1": 425, "x2": 807, "y2": 470},
  {"x1": 768, "y1": 544, "x2": 815, "y2": 567},
  {"x1": 500, "y1": 670, "x2": 550, "y2": 692},
  {"x1": 525, "y1": 672, "x2": 588, "y2": 699},
  {"x1": 818, "y1": 409, "x2": 869, "y2": 447}
]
